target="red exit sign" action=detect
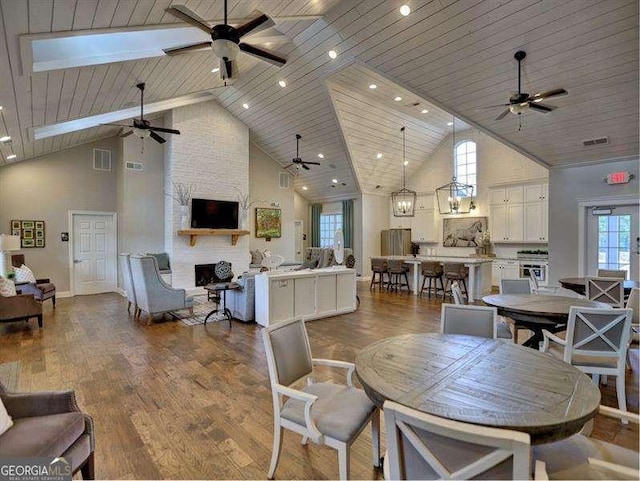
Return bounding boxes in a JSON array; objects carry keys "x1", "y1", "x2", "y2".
[{"x1": 606, "y1": 171, "x2": 632, "y2": 185}]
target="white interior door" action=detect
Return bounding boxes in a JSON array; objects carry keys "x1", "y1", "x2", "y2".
[
  {"x1": 72, "y1": 213, "x2": 117, "y2": 295},
  {"x1": 294, "y1": 220, "x2": 304, "y2": 262},
  {"x1": 586, "y1": 205, "x2": 639, "y2": 280}
]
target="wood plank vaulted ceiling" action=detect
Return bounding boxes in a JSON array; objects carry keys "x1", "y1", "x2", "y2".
[{"x1": 0, "y1": 0, "x2": 637, "y2": 203}]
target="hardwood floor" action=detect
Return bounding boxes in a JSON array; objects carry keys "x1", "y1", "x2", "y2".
[{"x1": 0, "y1": 284, "x2": 637, "y2": 480}]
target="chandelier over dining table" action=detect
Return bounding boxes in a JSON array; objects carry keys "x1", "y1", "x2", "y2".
[{"x1": 391, "y1": 126, "x2": 417, "y2": 217}]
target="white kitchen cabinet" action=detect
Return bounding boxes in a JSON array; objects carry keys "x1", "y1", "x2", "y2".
[
  {"x1": 492, "y1": 259, "x2": 520, "y2": 286},
  {"x1": 523, "y1": 183, "x2": 548, "y2": 203},
  {"x1": 490, "y1": 186, "x2": 523, "y2": 204},
  {"x1": 523, "y1": 201, "x2": 548, "y2": 242},
  {"x1": 255, "y1": 267, "x2": 356, "y2": 326},
  {"x1": 389, "y1": 211, "x2": 411, "y2": 229},
  {"x1": 490, "y1": 203, "x2": 523, "y2": 242},
  {"x1": 411, "y1": 201, "x2": 436, "y2": 242}
]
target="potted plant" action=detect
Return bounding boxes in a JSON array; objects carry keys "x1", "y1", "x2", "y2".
[{"x1": 166, "y1": 182, "x2": 195, "y2": 229}]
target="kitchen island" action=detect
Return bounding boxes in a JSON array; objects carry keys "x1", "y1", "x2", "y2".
[{"x1": 382, "y1": 256, "x2": 493, "y2": 301}]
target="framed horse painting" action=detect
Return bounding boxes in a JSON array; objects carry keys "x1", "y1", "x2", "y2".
[{"x1": 442, "y1": 217, "x2": 488, "y2": 247}]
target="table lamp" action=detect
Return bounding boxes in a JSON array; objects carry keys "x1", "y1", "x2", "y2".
[{"x1": 0, "y1": 234, "x2": 20, "y2": 277}]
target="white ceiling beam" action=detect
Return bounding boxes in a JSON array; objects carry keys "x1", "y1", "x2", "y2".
[{"x1": 29, "y1": 89, "x2": 222, "y2": 140}]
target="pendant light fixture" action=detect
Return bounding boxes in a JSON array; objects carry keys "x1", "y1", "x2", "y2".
[
  {"x1": 436, "y1": 117, "x2": 476, "y2": 215},
  {"x1": 391, "y1": 126, "x2": 416, "y2": 217}
]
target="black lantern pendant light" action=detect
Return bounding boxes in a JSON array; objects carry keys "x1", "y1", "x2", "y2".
[
  {"x1": 391, "y1": 126, "x2": 416, "y2": 217},
  {"x1": 436, "y1": 118, "x2": 476, "y2": 215}
]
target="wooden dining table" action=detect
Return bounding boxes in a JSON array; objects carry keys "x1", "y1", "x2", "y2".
[
  {"x1": 355, "y1": 333, "x2": 600, "y2": 445},
  {"x1": 482, "y1": 293, "x2": 609, "y2": 348},
  {"x1": 559, "y1": 277, "x2": 639, "y2": 296}
]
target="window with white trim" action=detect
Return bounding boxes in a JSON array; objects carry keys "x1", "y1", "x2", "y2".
[
  {"x1": 454, "y1": 140, "x2": 477, "y2": 193},
  {"x1": 320, "y1": 213, "x2": 342, "y2": 247}
]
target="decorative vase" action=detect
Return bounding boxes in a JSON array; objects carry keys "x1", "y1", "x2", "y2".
[
  {"x1": 180, "y1": 205, "x2": 190, "y2": 229},
  {"x1": 240, "y1": 209, "x2": 249, "y2": 230}
]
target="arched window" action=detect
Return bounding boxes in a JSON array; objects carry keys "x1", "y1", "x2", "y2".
[{"x1": 454, "y1": 140, "x2": 477, "y2": 192}]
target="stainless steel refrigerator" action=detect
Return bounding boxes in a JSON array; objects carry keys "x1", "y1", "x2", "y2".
[{"x1": 381, "y1": 229, "x2": 412, "y2": 256}]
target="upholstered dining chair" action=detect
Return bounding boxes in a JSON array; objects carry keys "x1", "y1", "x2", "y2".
[
  {"x1": 451, "y1": 282, "x2": 513, "y2": 341},
  {"x1": 442, "y1": 263, "x2": 468, "y2": 300},
  {"x1": 262, "y1": 318, "x2": 380, "y2": 480},
  {"x1": 499, "y1": 278, "x2": 532, "y2": 295},
  {"x1": 370, "y1": 257, "x2": 388, "y2": 291},
  {"x1": 0, "y1": 381, "x2": 95, "y2": 479},
  {"x1": 586, "y1": 277, "x2": 624, "y2": 308},
  {"x1": 387, "y1": 259, "x2": 410, "y2": 294},
  {"x1": 440, "y1": 303, "x2": 498, "y2": 339},
  {"x1": 597, "y1": 269, "x2": 627, "y2": 280},
  {"x1": 129, "y1": 255, "x2": 194, "y2": 324},
  {"x1": 541, "y1": 306, "x2": 633, "y2": 420},
  {"x1": 419, "y1": 261, "x2": 444, "y2": 298},
  {"x1": 383, "y1": 400, "x2": 531, "y2": 480},
  {"x1": 534, "y1": 405, "x2": 639, "y2": 480},
  {"x1": 118, "y1": 254, "x2": 137, "y2": 316}
]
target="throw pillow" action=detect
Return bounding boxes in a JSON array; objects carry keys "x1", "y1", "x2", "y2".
[
  {"x1": 0, "y1": 398, "x2": 13, "y2": 436},
  {"x1": 0, "y1": 277, "x2": 17, "y2": 297},
  {"x1": 13, "y1": 265, "x2": 36, "y2": 284},
  {"x1": 345, "y1": 254, "x2": 356, "y2": 269},
  {"x1": 301, "y1": 259, "x2": 318, "y2": 269}
]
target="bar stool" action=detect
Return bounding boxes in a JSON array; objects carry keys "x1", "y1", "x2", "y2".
[
  {"x1": 419, "y1": 261, "x2": 444, "y2": 298},
  {"x1": 443, "y1": 263, "x2": 468, "y2": 300},
  {"x1": 370, "y1": 257, "x2": 388, "y2": 291},
  {"x1": 387, "y1": 259, "x2": 411, "y2": 294}
]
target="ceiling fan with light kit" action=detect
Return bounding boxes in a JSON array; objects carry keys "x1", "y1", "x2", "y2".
[
  {"x1": 164, "y1": 0, "x2": 287, "y2": 82},
  {"x1": 104, "y1": 83, "x2": 180, "y2": 151},
  {"x1": 486, "y1": 51, "x2": 568, "y2": 124},
  {"x1": 285, "y1": 134, "x2": 321, "y2": 172}
]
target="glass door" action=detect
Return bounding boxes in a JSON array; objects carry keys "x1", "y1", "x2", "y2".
[{"x1": 587, "y1": 205, "x2": 639, "y2": 280}]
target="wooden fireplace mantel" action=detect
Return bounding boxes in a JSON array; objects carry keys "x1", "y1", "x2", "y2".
[{"x1": 177, "y1": 229, "x2": 250, "y2": 247}]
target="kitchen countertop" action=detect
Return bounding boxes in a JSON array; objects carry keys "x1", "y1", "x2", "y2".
[{"x1": 385, "y1": 255, "x2": 494, "y2": 264}]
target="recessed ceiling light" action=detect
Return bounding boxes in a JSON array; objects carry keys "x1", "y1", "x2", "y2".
[
  {"x1": 0, "y1": 106, "x2": 3, "y2": 110},
  {"x1": 376, "y1": 153, "x2": 383, "y2": 159},
  {"x1": 302, "y1": 186, "x2": 308, "y2": 191},
  {"x1": 332, "y1": 178, "x2": 338, "y2": 183},
  {"x1": 421, "y1": 109, "x2": 428, "y2": 113},
  {"x1": 242, "y1": 103, "x2": 249, "y2": 109},
  {"x1": 403, "y1": 160, "x2": 409, "y2": 166},
  {"x1": 211, "y1": 67, "x2": 220, "y2": 73},
  {"x1": 328, "y1": 50, "x2": 337, "y2": 59},
  {"x1": 369, "y1": 84, "x2": 377, "y2": 89},
  {"x1": 447, "y1": 121, "x2": 453, "y2": 126},
  {"x1": 394, "y1": 96, "x2": 402, "y2": 101},
  {"x1": 278, "y1": 80, "x2": 287, "y2": 88},
  {"x1": 318, "y1": 153, "x2": 324, "y2": 158},
  {"x1": 6, "y1": 154, "x2": 16, "y2": 160},
  {"x1": 400, "y1": 5, "x2": 411, "y2": 16},
  {"x1": 0, "y1": 136, "x2": 10, "y2": 142}
]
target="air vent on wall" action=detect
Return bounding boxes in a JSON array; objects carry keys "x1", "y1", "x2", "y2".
[
  {"x1": 125, "y1": 161, "x2": 144, "y2": 171},
  {"x1": 279, "y1": 172, "x2": 290, "y2": 189},
  {"x1": 582, "y1": 136, "x2": 609, "y2": 147},
  {"x1": 93, "y1": 149, "x2": 111, "y2": 171}
]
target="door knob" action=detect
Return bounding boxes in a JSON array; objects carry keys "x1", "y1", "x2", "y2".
[{"x1": 73, "y1": 259, "x2": 82, "y2": 264}]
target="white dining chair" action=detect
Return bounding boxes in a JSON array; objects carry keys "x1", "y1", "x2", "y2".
[
  {"x1": 499, "y1": 278, "x2": 532, "y2": 295},
  {"x1": 262, "y1": 318, "x2": 380, "y2": 480},
  {"x1": 586, "y1": 277, "x2": 624, "y2": 308},
  {"x1": 383, "y1": 400, "x2": 531, "y2": 480},
  {"x1": 528, "y1": 270, "x2": 560, "y2": 295},
  {"x1": 540, "y1": 306, "x2": 633, "y2": 421},
  {"x1": 451, "y1": 282, "x2": 513, "y2": 341},
  {"x1": 534, "y1": 405, "x2": 639, "y2": 480},
  {"x1": 440, "y1": 303, "x2": 497, "y2": 339}
]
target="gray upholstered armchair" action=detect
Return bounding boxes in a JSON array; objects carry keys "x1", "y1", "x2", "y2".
[
  {"x1": 11, "y1": 254, "x2": 56, "y2": 306},
  {"x1": 129, "y1": 255, "x2": 194, "y2": 324},
  {"x1": 0, "y1": 381, "x2": 95, "y2": 479}
]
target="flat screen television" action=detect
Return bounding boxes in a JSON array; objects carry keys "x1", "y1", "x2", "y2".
[{"x1": 191, "y1": 198, "x2": 239, "y2": 229}]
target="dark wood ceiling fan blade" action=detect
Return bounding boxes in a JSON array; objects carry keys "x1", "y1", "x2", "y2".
[
  {"x1": 103, "y1": 123, "x2": 134, "y2": 128},
  {"x1": 148, "y1": 126, "x2": 180, "y2": 135},
  {"x1": 529, "y1": 102, "x2": 554, "y2": 113},
  {"x1": 236, "y1": 11, "x2": 274, "y2": 38},
  {"x1": 495, "y1": 108, "x2": 511, "y2": 121},
  {"x1": 164, "y1": 42, "x2": 212, "y2": 56},
  {"x1": 302, "y1": 164, "x2": 310, "y2": 170},
  {"x1": 531, "y1": 88, "x2": 567, "y2": 101},
  {"x1": 220, "y1": 58, "x2": 237, "y2": 80},
  {"x1": 165, "y1": 5, "x2": 212, "y2": 34},
  {"x1": 239, "y1": 43, "x2": 286, "y2": 67},
  {"x1": 149, "y1": 131, "x2": 166, "y2": 144},
  {"x1": 120, "y1": 130, "x2": 134, "y2": 138},
  {"x1": 302, "y1": 161, "x2": 321, "y2": 166}
]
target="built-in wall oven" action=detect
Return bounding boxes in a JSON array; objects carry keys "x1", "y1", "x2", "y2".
[{"x1": 519, "y1": 262, "x2": 548, "y2": 287}]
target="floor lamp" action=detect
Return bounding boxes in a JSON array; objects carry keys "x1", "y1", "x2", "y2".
[{"x1": 0, "y1": 234, "x2": 20, "y2": 278}]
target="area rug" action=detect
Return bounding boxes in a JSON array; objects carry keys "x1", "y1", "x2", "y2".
[
  {"x1": 171, "y1": 296, "x2": 230, "y2": 326},
  {"x1": 0, "y1": 361, "x2": 20, "y2": 390}
]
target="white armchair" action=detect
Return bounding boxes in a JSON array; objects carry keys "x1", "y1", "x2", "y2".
[{"x1": 129, "y1": 255, "x2": 194, "y2": 324}]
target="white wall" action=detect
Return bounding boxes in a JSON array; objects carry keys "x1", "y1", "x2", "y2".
[
  {"x1": 294, "y1": 191, "x2": 310, "y2": 252},
  {"x1": 249, "y1": 143, "x2": 295, "y2": 259},
  {"x1": 407, "y1": 128, "x2": 549, "y2": 258},
  {"x1": 164, "y1": 101, "x2": 250, "y2": 288},
  {"x1": 548, "y1": 158, "x2": 640, "y2": 283},
  {"x1": 361, "y1": 193, "x2": 390, "y2": 277}
]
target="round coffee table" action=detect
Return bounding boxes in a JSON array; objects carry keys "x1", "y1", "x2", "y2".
[
  {"x1": 482, "y1": 294, "x2": 609, "y2": 348},
  {"x1": 355, "y1": 333, "x2": 600, "y2": 445}
]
